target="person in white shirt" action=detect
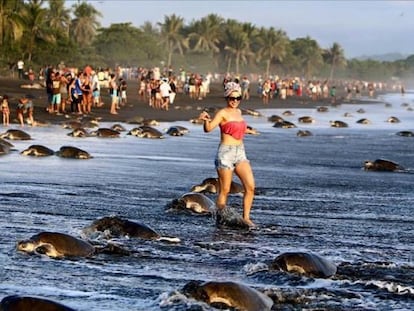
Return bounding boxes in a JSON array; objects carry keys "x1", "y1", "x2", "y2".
[
  {"x1": 159, "y1": 78, "x2": 171, "y2": 111},
  {"x1": 91, "y1": 71, "x2": 103, "y2": 107},
  {"x1": 17, "y1": 60, "x2": 24, "y2": 79}
]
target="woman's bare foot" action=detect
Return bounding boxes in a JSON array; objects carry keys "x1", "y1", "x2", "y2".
[{"x1": 243, "y1": 218, "x2": 257, "y2": 229}]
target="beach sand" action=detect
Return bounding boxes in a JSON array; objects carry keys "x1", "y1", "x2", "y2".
[{"x1": 0, "y1": 77, "x2": 383, "y2": 126}]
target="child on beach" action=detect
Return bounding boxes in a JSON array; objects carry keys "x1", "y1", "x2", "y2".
[
  {"x1": 1, "y1": 95, "x2": 10, "y2": 126},
  {"x1": 138, "y1": 77, "x2": 147, "y2": 101},
  {"x1": 28, "y1": 68, "x2": 35, "y2": 85},
  {"x1": 119, "y1": 78, "x2": 128, "y2": 106}
]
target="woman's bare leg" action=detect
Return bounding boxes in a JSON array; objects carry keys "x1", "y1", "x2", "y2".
[
  {"x1": 235, "y1": 161, "x2": 256, "y2": 227},
  {"x1": 216, "y1": 168, "x2": 233, "y2": 209}
]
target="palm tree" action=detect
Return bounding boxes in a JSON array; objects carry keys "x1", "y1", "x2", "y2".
[
  {"x1": 0, "y1": 0, "x2": 24, "y2": 50},
  {"x1": 240, "y1": 22, "x2": 259, "y2": 69},
  {"x1": 71, "y1": 1, "x2": 101, "y2": 46},
  {"x1": 188, "y1": 14, "x2": 223, "y2": 68},
  {"x1": 47, "y1": 0, "x2": 71, "y2": 39},
  {"x1": 158, "y1": 14, "x2": 189, "y2": 67},
  {"x1": 19, "y1": 0, "x2": 54, "y2": 63},
  {"x1": 139, "y1": 21, "x2": 162, "y2": 62},
  {"x1": 291, "y1": 36, "x2": 323, "y2": 80},
  {"x1": 223, "y1": 20, "x2": 254, "y2": 74},
  {"x1": 326, "y1": 42, "x2": 346, "y2": 81},
  {"x1": 256, "y1": 27, "x2": 289, "y2": 78}
]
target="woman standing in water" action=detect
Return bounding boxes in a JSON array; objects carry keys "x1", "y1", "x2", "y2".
[{"x1": 199, "y1": 82, "x2": 257, "y2": 228}]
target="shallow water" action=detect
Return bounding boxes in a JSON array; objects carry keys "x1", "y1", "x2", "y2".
[{"x1": 1, "y1": 93, "x2": 413, "y2": 310}]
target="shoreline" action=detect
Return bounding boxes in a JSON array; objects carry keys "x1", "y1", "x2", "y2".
[{"x1": 0, "y1": 77, "x2": 389, "y2": 126}]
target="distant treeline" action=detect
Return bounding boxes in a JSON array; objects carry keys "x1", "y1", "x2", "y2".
[{"x1": 1, "y1": 0, "x2": 413, "y2": 83}]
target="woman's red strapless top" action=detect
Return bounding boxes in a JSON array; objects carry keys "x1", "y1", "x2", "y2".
[{"x1": 219, "y1": 120, "x2": 247, "y2": 140}]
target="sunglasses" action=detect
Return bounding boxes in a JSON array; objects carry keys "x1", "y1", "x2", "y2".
[{"x1": 227, "y1": 96, "x2": 242, "y2": 101}]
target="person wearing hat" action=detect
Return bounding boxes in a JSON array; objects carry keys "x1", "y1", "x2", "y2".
[
  {"x1": 16, "y1": 95, "x2": 35, "y2": 127},
  {"x1": 198, "y1": 82, "x2": 258, "y2": 228}
]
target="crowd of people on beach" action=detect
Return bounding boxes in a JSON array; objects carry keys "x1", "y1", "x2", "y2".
[
  {"x1": 229, "y1": 75, "x2": 405, "y2": 106},
  {"x1": 1, "y1": 60, "x2": 407, "y2": 128},
  {"x1": 136, "y1": 67, "x2": 213, "y2": 111}
]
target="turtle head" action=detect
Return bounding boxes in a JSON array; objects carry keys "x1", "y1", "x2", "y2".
[{"x1": 16, "y1": 239, "x2": 36, "y2": 253}]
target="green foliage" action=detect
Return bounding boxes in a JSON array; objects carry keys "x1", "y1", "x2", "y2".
[
  {"x1": 70, "y1": 1, "x2": 101, "y2": 46},
  {"x1": 93, "y1": 23, "x2": 147, "y2": 67},
  {"x1": 158, "y1": 14, "x2": 189, "y2": 67},
  {"x1": 0, "y1": 0, "x2": 412, "y2": 82},
  {"x1": 405, "y1": 55, "x2": 414, "y2": 67},
  {"x1": 291, "y1": 36, "x2": 324, "y2": 80}
]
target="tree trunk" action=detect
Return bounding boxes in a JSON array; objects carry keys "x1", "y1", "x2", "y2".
[
  {"x1": 0, "y1": 14, "x2": 3, "y2": 46},
  {"x1": 329, "y1": 56, "x2": 336, "y2": 81},
  {"x1": 212, "y1": 51, "x2": 219, "y2": 70},
  {"x1": 265, "y1": 59, "x2": 270, "y2": 79},
  {"x1": 329, "y1": 64, "x2": 335, "y2": 82},
  {"x1": 167, "y1": 40, "x2": 173, "y2": 67},
  {"x1": 226, "y1": 57, "x2": 232, "y2": 74},
  {"x1": 167, "y1": 51, "x2": 172, "y2": 67},
  {"x1": 235, "y1": 53, "x2": 240, "y2": 75}
]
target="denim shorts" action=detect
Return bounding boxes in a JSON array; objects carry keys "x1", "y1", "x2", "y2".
[{"x1": 215, "y1": 144, "x2": 248, "y2": 170}]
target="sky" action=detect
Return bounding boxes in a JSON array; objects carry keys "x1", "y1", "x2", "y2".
[{"x1": 80, "y1": 0, "x2": 414, "y2": 59}]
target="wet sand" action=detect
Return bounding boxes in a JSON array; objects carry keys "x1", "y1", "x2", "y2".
[{"x1": 0, "y1": 77, "x2": 384, "y2": 126}]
